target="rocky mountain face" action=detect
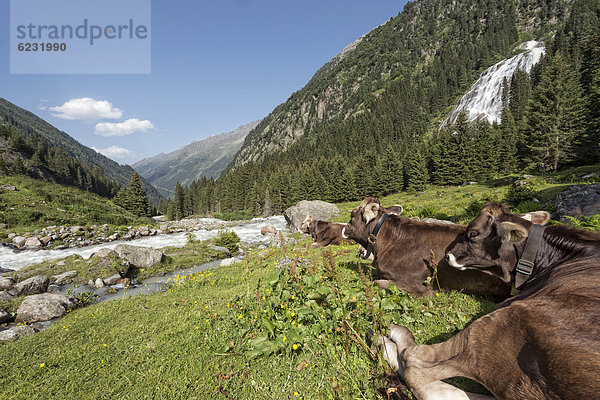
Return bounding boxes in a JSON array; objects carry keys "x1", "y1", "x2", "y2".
[
  {"x1": 230, "y1": 0, "x2": 572, "y2": 168},
  {"x1": 133, "y1": 120, "x2": 260, "y2": 197},
  {"x1": 0, "y1": 98, "x2": 164, "y2": 205}
]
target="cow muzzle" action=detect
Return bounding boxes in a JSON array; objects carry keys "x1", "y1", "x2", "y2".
[{"x1": 446, "y1": 253, "x2": 466, "y2": 270}]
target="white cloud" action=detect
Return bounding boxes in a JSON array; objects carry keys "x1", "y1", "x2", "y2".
[
  {"x1": 50, "y1": 98, "x2": 123, "y2": 122},
  {"x1": 95, "y1": 118, "x2": 155, "y2": 137},
  {"x1": 92, "y1": 146, "x2": 135, "y2": 159}
]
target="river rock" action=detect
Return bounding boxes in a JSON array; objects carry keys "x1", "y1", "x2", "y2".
[
  {"x1": 422, "y1": 217, "x2": 456, "y2": 225},
  {"x1": 14, "y1": 276, "x2": 50, "y2": 296},
  {"x1": 0, "y1": 277, "x2": 14, "y2": 291},
  {"x1": 40, "y1": 236, "x2": 53, "y2": 245},
  {"x1": 24, "y1": 237, "x2": 43, "y2": 249},
  {"x1": 52, "y1": 270, "x2": 77, "y2": 285},
  {"x1": 284, "y1": 200, "x2": 340, "y2": 232},
  {"x1": 70, "y1": 226, "x2": 84, "y2": 234},
  {"x1": 103, "y1": 274, "x2": 122, "y2": 286},
  {"x1": 95, "y1": 278, "x2": 105, "y2": 288},
  {"x1": 15, "y1": 293, "x2": 75, "y2": 323},
  {"x1": 544, "y1": 184, "x2": 600, "y2": 219},
  {"x1": 12, "y1": 236, "x2": 27, "y2": 248},
  {"x1": 220, "y1": 257, "x2": 242, "y2": 267},
  {"x1": 114, "y1": 244, "x2": 164, "y2": 269},
  {"x1": 210, "y1": 246, "x2": 231, "y2": 257},
  {"x1": 92, "y1": 248, "x2": 118, "y2": 259},
  {"x1": 261, "y1": 225, "x2": 278, "y2": 235},
  {"x1": 139, "y1": 226, "x2": 150, "y2": 236},
  {"x1": 0, "y1": 291, "x2": 13, "y2": 300},
  {"x1": 0, "y1": 307, "x2": 9, "y2": 324},
  {"x1": 0, "y1": 325, "x2": 41, "y2": 341},
  {"x1": 47, "y1": 285, "x2": 60, "y2": 293}
]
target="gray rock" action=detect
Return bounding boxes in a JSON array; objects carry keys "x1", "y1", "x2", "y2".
[
  {"x1": 284, "y1": 200, "x2": 340, "y2": 232},
  {"x1": 52, "y1": 270, "x2": 77, "y2": 285},
  {"x1": 544, "y1": 184, "x2": 600, "y2": 220},
  {"x1": 8, "y1": 233, "x2": 16, "y2": 239},
  {"x1": 0, "y1": 291, "x2": 14, "y2": 301},
  {"x1": 0, "y1": 307, "x2": 9, "y2": 324},
  {"x1": 523, "y1": 174, "x2": 534, "y2": 179},
  {"x1": 92, "y1": 248, "x2": 118, "y2": 259},
  {"x1": 103, "y1": 274, "x2": 122, "y2": 286},
  {"x1": 0, "y1": 325, "x2": 40, "y2": 341},
  {"x1": 70, "y1": 226, "x2": 84, "y2": 234},
  {"x1": 422, "y1": 218, "x2": 456, "y2": 225},
  {"x1": 0, "y1": 223, "x2": 6, "y2": 229},
  {"x1": 0, "y1": 277, "x2": 14, "y2": 291},
  {"x1": 210, "y1": 246, "x2": 231, "y2": 257},
  {"x1": 261, "y1": 225, "x2": 278, "y2": 235},
  {"x1": 56, "y1": 260, "x2": 66, "y2": 266},
  {"x1": 15, "y1": 293, "x2": 75, "y2": 323},
  {"x1": 114, "y1": 244, "x2": 164, "y2": 269},
  {"x1": 47, "y1": 285, "x2": 60, "y2": 293},
  {"x1": 94, "y1": 278, "x2": 105, "y2": 288},
  {"x1": 12, "y1": 236, "x2": 27, "y2": 248},
  {"x1": 139, "y1": 226, "x2": 150, "y2": 236},
  {"x1": 1, "y1": 184, "x2": 17, "y2": 191},
  {"x1": 88, "y1": 280, "x2": 94, "y2": 287},
  {"x1": 220, "y1": 257, "x2": 242, "y2": 267},
  {"x1": 24, "y1": 237, "x2": 43, "y2": 249},
  {"x1": 276, "y1": 256, "x2": 312, "y2": 271},
  {"x1": 14, "y1": 276, "x2": 50, "y2": 296}
]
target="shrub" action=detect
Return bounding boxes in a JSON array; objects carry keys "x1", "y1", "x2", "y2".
[
  {"x1": 214, "y1": 230, "x2": 240, "y2": 253},
  {"x1": 505, "y1": 182, "x2": 536, "y2": 205}
]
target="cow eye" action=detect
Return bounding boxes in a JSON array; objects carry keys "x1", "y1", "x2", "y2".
[{"x1": 469, "y1": 230, "x2": 479, "y2": 239}]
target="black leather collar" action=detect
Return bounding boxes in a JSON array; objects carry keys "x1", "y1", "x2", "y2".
[
  {"x1": 361, "y1": 213, "x2": 390, "y2": 260},
  {"x1": 514, "y1": 224, "x2": 545, "y2": 290}
]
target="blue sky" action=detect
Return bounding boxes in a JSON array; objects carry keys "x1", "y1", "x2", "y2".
[{"x1": 0, "y1": 0, "x2": 408, "y2": 165}]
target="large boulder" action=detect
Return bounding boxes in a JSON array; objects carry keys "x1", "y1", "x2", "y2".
[
  {"x1": 15, "y1": 293, "x2": 76, "y2": 323},
  {"x1": 24, "y1": 237, "x2": 43, "y2": 249},
  {"x1": 260, "y1": 225, "x2": 278, "y2": 235},
  {"x1": 0, "y1": 277, "x2": 14, "y2": 291},
  {"x1": 544, "y1": 184, "x2": 600, "y2": 220},
  {"x1": 12, "y1": 236, "x2": 27, "y2": 248},
  {"x1": 14, "y1": 275, "x2": 50, "y2": 296},
  {"x1": 284, "y1": 200, "x2": 340, "y2": 232},
  {"x1": 52, "y1": 270, "x2": 78, "y2": 285},
  {"x1": 114, "y1": 244, "x2": 164, "y2": 269}
]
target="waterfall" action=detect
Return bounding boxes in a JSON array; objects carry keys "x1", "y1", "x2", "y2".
[{"x1": 444, "y1": 41, "x2": 545, "y2": 126}]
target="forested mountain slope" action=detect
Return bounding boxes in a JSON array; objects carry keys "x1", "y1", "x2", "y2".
[
  {"x1": 0, "y1": 98, "x2": 164, "y2": 204},
  {"x1": 167, "y1": 0, "x2": 600, "y2": 218},
  {"x1": 133, "y1": 120, "x2": 260, "y2": 197}
]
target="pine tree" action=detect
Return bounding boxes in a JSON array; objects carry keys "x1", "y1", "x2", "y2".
[
  {"x1": 263, "y1": 188, "x2": 272, "y2": 217},
  {"x1": 124, "y1": 172, "x2": 152, "y2": 217},
  {"x1": 525, "y1": 51, "x2": 586, "y2": 170},
  {"x1": 407, "y1": 147, "x2": 429, "y2": 191}
]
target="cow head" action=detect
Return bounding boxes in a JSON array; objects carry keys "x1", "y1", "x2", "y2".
[
  {"x1": 446, "y1": 203, "x2": 550, "y2": 283},
  {"x1": 343, "y1": 197, "x2": 386, "y2": 246},
  {"x1": 299, "y1": 215, "x2": 315, "y2": 234}
]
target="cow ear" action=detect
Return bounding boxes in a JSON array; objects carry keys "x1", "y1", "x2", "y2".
[
  {"x1": 518, "y1": 211, "x2": 550, "y2": 225},
  {"x1": 497, "y1": 222, "x2": 529, "y2": 243},
  {"x1": 362, "y1": 202, "x2": 380, "y2": 224}
]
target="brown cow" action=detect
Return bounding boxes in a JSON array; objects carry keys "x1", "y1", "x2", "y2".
[
  {"x1": 299, "y1": 215, "x2": 353, "y2": 248},
  {"x1": 377, "y1": 203, "x2": 600, "y2": 400},
  {"x1": 343, "y1": 197, "x2": 512, "y2": 300}
]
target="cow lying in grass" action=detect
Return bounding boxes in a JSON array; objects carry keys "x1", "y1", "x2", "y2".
[
  {"x1": 299, "y1": 205, "x2": 404, "y2": 249},
  {"x1": 378, "y1": 203, "x2": 600, "y2": 400},
  {"x1": 343, "y1": 198, "x2": 522, "y2": 299}
]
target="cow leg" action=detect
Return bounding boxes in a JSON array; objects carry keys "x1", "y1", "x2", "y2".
[{"x1": 377, "y1": 325, "x2": 496, "y2": 400}]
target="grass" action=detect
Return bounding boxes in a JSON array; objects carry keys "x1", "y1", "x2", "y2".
[
  {"x1": 0, "y1": 238, "x2": 494, "y2": 399},
  {"x1": 1, "y1": 165, "x2": 599, "y2": 399},
  {"x1": 333, "y1": 165, "x2": 600, "y2": 224},
  {"x1": 0, "y1": 175, "x2": 154, "y2": 231}
]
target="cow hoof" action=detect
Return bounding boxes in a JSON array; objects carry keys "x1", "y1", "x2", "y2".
[
  {"x1": 389, "y1": 324, "x2": 417, "y2": 352},
  {"x1": 375, "y1": 279, "x2": 390, "y2": 290},
  {"x1": 375, "y1": 334, "x2": 402, "y2": 372}
]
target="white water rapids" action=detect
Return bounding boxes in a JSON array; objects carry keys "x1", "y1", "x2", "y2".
[
  {"x1": 445, "y1": 41, "x2": 545, "y2": 125},
  {"x1": 0, "y1": 216, "x2": 288, "y2": 271}
]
